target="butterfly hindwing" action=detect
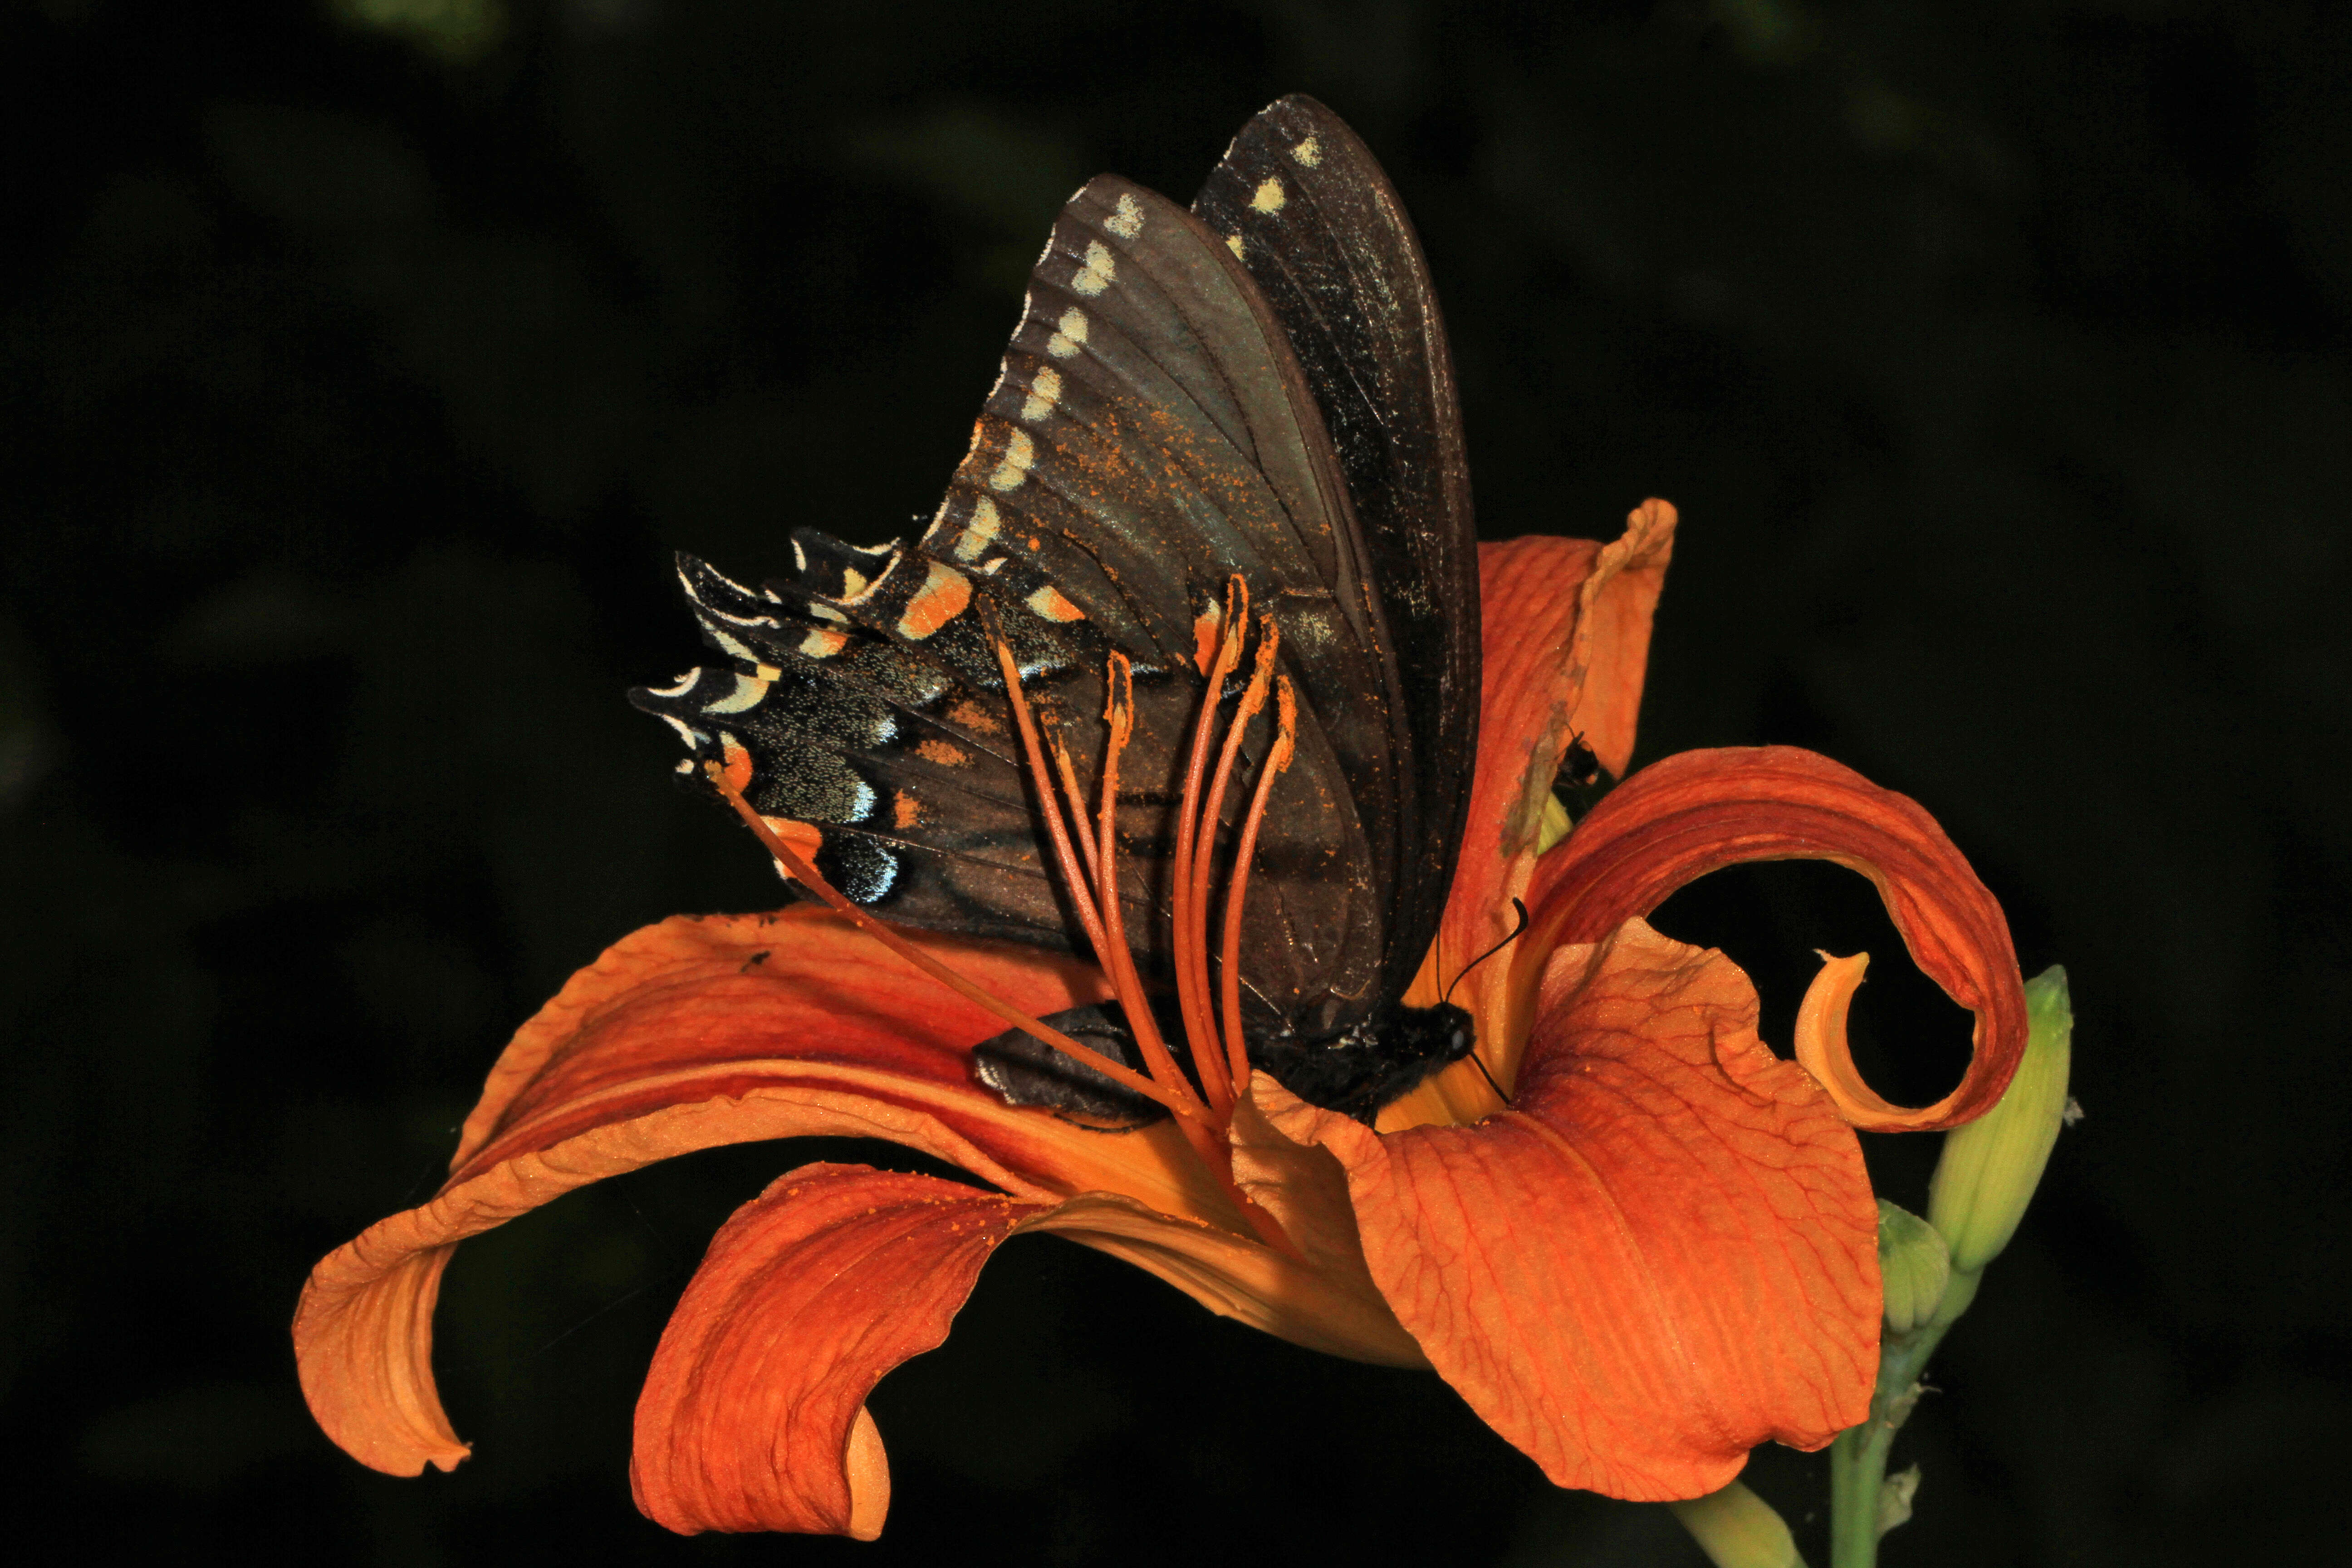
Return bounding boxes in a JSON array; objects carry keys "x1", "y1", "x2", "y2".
[{"x1": 635, "y1": 173, "x2": 1410, "y2": 1034}]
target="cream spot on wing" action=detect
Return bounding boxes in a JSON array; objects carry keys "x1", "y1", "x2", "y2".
[
  {"x1": 1025, "y1": 584, "x2": 1086, "y2": 623},
  {"x1": 755, "y1": 663, "x2": 782, "y2": 681},
  {"x1": 838, "y1": 566, "x2": 870, "y2": 600},
  {"x1": 1291, "y1": 135, "x2": 1321, "y2": 167},
  {"x1": 989, "y1": 429, "x2": 1036, "y2": 491},
  {"x1": 701, "y1": 600, "x2": 779, "y2": 628},
  {"x1": 896, "y1": 559, "x2": 973, "y2": 641},
  {"x1": 1046, "y1": 306, "x2": 1089, "y2": 359},
  {"x1": 1019, "y1": 365, "x2": 1063, "y2": 423},
  {"x1": 703, "y1": 671, "x2": 772, "y2": 713},
  {"x1": 659, "y1": 713, "x2": 709, "y2": 748},
  {"x1": 954, "y1": 497, "x2": 1002, "y2": 563},
  {"x1": 798, "y1": 627, "x2": 851, "y2": 659},
  {"x1": 645, "y1": 670, "x2": 698, "y2": 699},
  {"x1": 1073, "y1": 240, "x2": 1116, "y2": 297},
  {"x1": 1225, "y1": 233, "x2": 1245, "y2": 259},
  {"x1": 1250, "y1": 176, "x2": 1285, "y2": 213},
  {"x1": 808, "y1": 602, "x2": 849, "y2": 624},
  {"x1": 1106, "y1": 192, "x2": 1144, "y2": 239},
  {"x1": 706, "y1": 627, "x2": 756, "y2": 663},
  {"x1": 978, "y1": 557, "x2": 1008, "y2": 575}
]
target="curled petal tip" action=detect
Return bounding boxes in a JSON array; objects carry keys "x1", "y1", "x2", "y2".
[
  {"x1": 1792, "y1": 950, "x2": 1909, "y2": 1129},
  {"x1": 1521, "y1": 746, "x2": 2029, "y2": 1134}
]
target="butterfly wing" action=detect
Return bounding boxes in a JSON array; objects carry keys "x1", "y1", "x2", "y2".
[
  {"x1": 1194, "y1": 95, "x2": 1479, "y2": 1012},
  {"x1": 634, "y1": 174, "x2": 1412, "y2": 1034}
]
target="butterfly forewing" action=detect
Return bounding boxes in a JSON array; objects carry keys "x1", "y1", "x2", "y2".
[{"x1": 1194, "y1": 96, "x2": 1479, "y2": 1003}]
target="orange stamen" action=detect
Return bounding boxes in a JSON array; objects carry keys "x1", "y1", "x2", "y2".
[
  {"x1": 986, "y1": 625, "x2": 1206, "y2": 1129},
  {"x1": 1192, "y1": 614, "x2": 1281, "y2": 1083},
  {"x1": 984, "y1": 612, "x2": 1112, "y2": 964},
  {"x1": 1047, "y1": 733, "x2": 1104, "y2": 893},
  {"x1": 701, "y1": 762, "x2": 1208, "y2": 1124},
  {"x1": 1084, "y1": 654, "x2": 1207, "y2": 1117},
  {"x1": 1170, "y1": 579, "x2": 1251, "y2": 1108},
  {"x1": 715, "y1": 610, "x2": 1308, "y2": 1256},
  {"x1": 1220, "y1": 676, "x2": 1295, "y2": 1089}
]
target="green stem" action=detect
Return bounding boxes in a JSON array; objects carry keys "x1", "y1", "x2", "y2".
[
  {"x1": 1827, "y1": 1423, "x2": 1890, "y2": 1568},
  {"x1": 1826, "y1": 1269, "x2": 1981, "y2": 1568}
]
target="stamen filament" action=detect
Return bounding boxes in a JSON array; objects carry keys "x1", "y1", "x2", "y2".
[
  {"x1": 718, "y1": 619, "x2": 1305, "y2": 1258},
  {"x1": 1169, "y1": 579, "x2": 1250, "y2": 1108},
  {"x1": 1219, "y1": 675, "x2": 1296, "y2": 1092},
  {"x1": 986, "y1": 628, "x2": 1206, "y2": 1128},
  {"x1": 701, "y1": 763, "x2": 1208, "y2": 1124},
  {"x1": 1047, "y1": 734, "x2": 1104, "y2": 893},
  {"x1": 1195, "y1": 616, "x2": 1281, "y2": 1089},
  {"x1": 1085, "y1": 654, "x2": 1208, "y2": 1118},
  {"x1": 983, "y1": 615, "x2": 1112, "y2": 963}
]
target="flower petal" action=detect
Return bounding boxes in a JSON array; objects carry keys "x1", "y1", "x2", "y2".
[
  {"x1": 1385, "y1": 505, "x2": 1675, "y2": 1131},
  {"x1": 451, "y1": 906, "x2": 1108, "y2": 1184},
  {"x1": 1263, "y1": 920, "x2": 1879, "y2": 1500},
  {"x1": 294, "y1": 907, "x2": 1245, "y2": 1478},
  {"x1": 1517, "y1": 746, "x2": 2027, "y2": 1130},
  {"x1": 1446, "y1": 505, "x2": 1677, "y2": 968},
  {"x1": 1029, "y1": 1187, "x2": 1430, "y2": 1367},
  {"x1": 629, "y1": 1152, "x2": 1429, "y2": 1538},
  {"x1": 632, "y1": 1162, "x2": 1052, "y2": 1537}
]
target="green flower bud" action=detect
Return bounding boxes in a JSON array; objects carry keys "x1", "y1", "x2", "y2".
[
  {"x1": 1668, "y1": 1480, "x2": 1806, "y2": 1568},
  {"x1": 1928, "y1": 965, "x2": 2073, "y2": 1273},
  {"x1": 1875, "y1": 1200, "x2": 1950, "y2": 1334}
]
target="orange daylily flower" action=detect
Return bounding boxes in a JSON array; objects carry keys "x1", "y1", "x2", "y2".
[{"x1": 293, "y1": 500, "x2": 2027, "y2": 1534}]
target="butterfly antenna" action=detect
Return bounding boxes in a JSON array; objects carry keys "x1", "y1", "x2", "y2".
[
  {"x1": 1466, "y1": 1049, "x2": 1512, "y2": 1107},
  {"x1": 1444, "y1": 898, "x2": 1530, "y2": 1006}
]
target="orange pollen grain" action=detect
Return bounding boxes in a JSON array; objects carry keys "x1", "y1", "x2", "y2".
[{"x1": 945, "y1": 699, "x2": 1001, "y2": 735}]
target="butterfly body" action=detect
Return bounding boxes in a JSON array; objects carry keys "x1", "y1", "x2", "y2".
[{"x1": 635, "y1": 99, "x2": 1478, "y2": 1123}]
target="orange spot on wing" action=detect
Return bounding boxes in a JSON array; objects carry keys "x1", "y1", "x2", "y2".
[
  {"x1": 897, "y1": 562, "x2": 973, "y2": 642},
  {"x1": 756, "y1": 815, "x2": 824, "y2": 860},
  {"x1": 892, "y1": 791, "x2": 922, "y2": 830},
  {"x1": 1026, "y1": 585, "x2": 1086, "y2": 622}
]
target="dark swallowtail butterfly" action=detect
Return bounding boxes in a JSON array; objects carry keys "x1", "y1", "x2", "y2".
[{"x1": 632, "y1": 97, "x2": 1478, "y2": 1124}]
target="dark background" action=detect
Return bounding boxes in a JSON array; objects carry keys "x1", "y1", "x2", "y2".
[{"x1": 5, "y1": 0, "x2": 2345, "y2": 1563}]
